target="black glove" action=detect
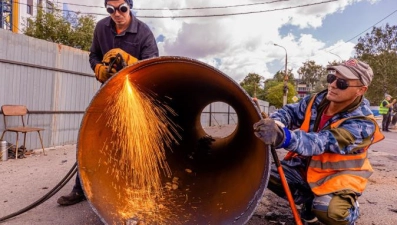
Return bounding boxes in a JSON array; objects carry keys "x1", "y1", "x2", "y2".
[{"x1": 253, "y1": 118, "x2": 285, "y2": 147}]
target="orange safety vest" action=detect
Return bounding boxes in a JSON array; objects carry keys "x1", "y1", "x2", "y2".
[{"x1": 285, "y1": 96, "x2": 384, "y2": 195}]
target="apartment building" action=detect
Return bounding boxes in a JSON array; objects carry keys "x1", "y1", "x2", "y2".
[{"x1": 1, "y1": 0, "x2": 62, "y2": 33}]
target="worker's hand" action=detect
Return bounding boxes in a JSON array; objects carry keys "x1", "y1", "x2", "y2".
[
  {"x1": 253, "y1": 118, "x2": 285, "y2": 147},
  {"x1": 102, "y1": 48, "x2": 138, "y2": 66},
  {"x1": 94, "y1": 64, "x2": 116, "y2": 83}
]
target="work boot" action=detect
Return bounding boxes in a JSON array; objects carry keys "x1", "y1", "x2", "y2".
[
  {"x1": 300, "y1": 203, "x2": 319, "y2": 224},
  {"x1": 57, "y1": 190, "x2": 86, "y2": 206}
]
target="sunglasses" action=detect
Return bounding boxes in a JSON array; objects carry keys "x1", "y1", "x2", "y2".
[
  {"x1": 106, "y1": 3, "x2": 129, "y2": 14},
  {"x1": 327, "y1": 74, "x2": 363, "y2": 90}
]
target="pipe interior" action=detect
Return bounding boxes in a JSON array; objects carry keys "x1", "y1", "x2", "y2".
[{"x1": 77, "y1": 57, "x2": 270, "y2": 225}]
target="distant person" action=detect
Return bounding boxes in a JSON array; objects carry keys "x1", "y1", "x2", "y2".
[
  {"x1": 379, "y1": 94, "x2": 395, "y2": 132},
  {"x1": 253, "y1": 59, "x2": 384, "y2": 224},
  {"x1": 390, "y1": 101, "x2": 397, "y2": 129},
  {"x1": 57, "y1": 0, "x2": 158, "y2": 206}
]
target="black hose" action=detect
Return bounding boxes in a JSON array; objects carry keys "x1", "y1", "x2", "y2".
[{"x1": 0, "y1": 162, "x2": 78, "y2": 222}]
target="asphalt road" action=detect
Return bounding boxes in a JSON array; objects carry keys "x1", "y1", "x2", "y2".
[{"x1": 0, "y1": 127, "x2": 396, "y2": 225}]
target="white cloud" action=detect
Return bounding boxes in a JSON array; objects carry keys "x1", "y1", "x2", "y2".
[{"x1": 65, "y1": 0, "x2": 380, "y2": 81}]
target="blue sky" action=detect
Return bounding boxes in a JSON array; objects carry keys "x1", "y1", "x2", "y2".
[
  {"x1": 280, "y1": 0, "x2": 397, "y2": 44},
  {"x1": 72, "y1": 0, "x2": 397, "y2": 82},
  {"x1": 267, "y1": 0, "x2": 397, "y2": 76},
  {"x1": 280, "y1": 0, "x2": 396, "y2": 45}
]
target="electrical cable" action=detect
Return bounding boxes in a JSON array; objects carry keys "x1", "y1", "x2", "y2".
[
  {"x1": 10, "y1": 0, "x2": 338, "y2": 18},
  {"x1": 327, "y1": 9, "x2": 397, "y2": 52},
  {"x1": 0, "y1": 162, "x2": 78, "y2": 223},
  {"x1": 58, "y1": 0, "x2": 292, "y2": 11},
  {"x1": 137, "y1": 0, "x2": 338, "y2": 18}
]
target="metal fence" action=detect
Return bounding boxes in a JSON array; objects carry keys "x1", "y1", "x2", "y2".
[
  {"x1": 0, "y1": 29, "x2": 100, "y2": 149},
  {"x1": 0, "y1": 29, "x2": 270, "y2": 150},
  {"x1": 200, "y1": 100, "x2": 269, "y2": 127}
]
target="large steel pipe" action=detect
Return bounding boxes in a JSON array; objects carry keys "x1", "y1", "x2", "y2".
[{"x1": 77, "y1": 56, "x2": 271, "y2": 225}]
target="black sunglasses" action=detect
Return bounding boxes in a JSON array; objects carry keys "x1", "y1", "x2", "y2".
[
  {"x1": 327, "y1": 74, "x2": 363, "y2": 90},
  {"x1": 106, "y1": 3, "x2": 129, "y2": 14}
]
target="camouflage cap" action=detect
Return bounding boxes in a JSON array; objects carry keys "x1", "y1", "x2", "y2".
[{"x1": 327, "y1": 59, "x2": 374, "y2": 86}]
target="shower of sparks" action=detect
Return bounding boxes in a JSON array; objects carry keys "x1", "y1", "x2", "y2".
[{"x1": 104, "y1": 76, "x2": 182, "y2": 224}]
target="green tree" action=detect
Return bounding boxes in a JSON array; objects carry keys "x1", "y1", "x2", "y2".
[
  {"x1": 273, "y1": 69, "x2": 294, "y2": 82},
  {"x1": 239, "y1": 73, "x2": 265, "y2": 99},
  {"x1": 69, "y1": 16, "x2": 96, "y2": 50},
  {"x1": 311, "y1": 75, "x2": 328, "y2": 94},
  {"x1": 265, "y1": 82, "x2": 297, "y2": 108},
  {"x1": 23, "y1": 6, "x2": 95, "y2": 51},
  {"x1": 355, "y1": 23, "x2": 397, "y2": 105},
  {"x1": 297, "y1": 60, "x2": 327, "y2": 93}
]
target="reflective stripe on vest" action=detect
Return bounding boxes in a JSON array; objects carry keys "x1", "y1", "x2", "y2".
[
  {"x1": 297, "y1": 95, "x2": 384, "y2": 195},
  {"x1": 379, "y1": 100, "x2": 389, "y2": 115}
]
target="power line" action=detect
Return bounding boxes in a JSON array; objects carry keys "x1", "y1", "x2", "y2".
[
  {"x1": 145, "y1": 0, "x2": 338, "y2": 18},
  {"x1": 328, "y1": 9, "x2": 397, "y2": 52},
  {"x1": 12, "y1": 0, "x2": 338, "y2": 19},
  {"x1": 136, "y1": 0, "x2": 338, "y2": 18},
  {"x1": 57, "y1": 0, "x2": 291, "y2": 11}
]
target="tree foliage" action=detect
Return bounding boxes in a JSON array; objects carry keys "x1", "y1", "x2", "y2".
[
  {"x1": 239, "y1": 72, "x2": 297, "y2": 107},
  {"x1": 23, "y1": 6, "x2": 95, "y2": 51},
  {"x1": 265, "y1": 82, "x2": 297, "y2": 108},
  {"x1": 273, "y1": 69, "x2": 294, "y2": 82},
  {"x1": 355, "y1": 23, "x2": 397, "y2": 105},
  {"x1": 239, "y1": 73, "x2": 266, "y2": 99},
  {"x1": 240, "y1": 24, "x2": 397, "y2": 108},
  {"x1": 297, "y1": 60, "x2": 327, "y2": 92}
]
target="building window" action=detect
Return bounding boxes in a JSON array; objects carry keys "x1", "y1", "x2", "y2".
[
  {"x1": 27, "y1": 5, "x2": 32, "y2": 14},
  {"x1": 27, "y1": 0, "x2": 33, "y2": 14}
]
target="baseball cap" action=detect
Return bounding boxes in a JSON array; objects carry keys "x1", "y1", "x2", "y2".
[
  {"x1": 327, "y1": 59, "x2": 374, "y2": 86},
  {"x1": 385, "y1": 93, "x2": 392, "y2": 98}
]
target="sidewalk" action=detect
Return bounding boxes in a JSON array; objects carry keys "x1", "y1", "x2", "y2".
[{"x1": 0, "y1": 145, "x2": 102, "y2": 225}]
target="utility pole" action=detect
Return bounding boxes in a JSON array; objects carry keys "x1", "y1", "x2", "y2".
[{"x1": 274, "y1": 43, "x2": 288, "y2": 106}]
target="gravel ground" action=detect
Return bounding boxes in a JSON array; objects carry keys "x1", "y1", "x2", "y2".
[{"x1": 0, "y1": 126, "x2": 396, "y2": 225}]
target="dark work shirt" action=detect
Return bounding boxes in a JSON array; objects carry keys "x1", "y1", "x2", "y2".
[{"x1": 89, "y1": 12, "x2": 159, "y2": 70}]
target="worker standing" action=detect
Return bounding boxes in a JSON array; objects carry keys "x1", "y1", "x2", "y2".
[
  {"x1": 379, "y1": 94, "x2": 396, "y2": 132},
  {"x1": 253, "y1": 59, "x2": 384, "y2": 224},
  {"x1": 57, "y1": 0, "x2": 158, "y2": 206}
]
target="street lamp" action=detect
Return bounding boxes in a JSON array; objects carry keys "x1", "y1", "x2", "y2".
[{"x1": 274, "y1": 43, "x2": 288, "y2": 106}]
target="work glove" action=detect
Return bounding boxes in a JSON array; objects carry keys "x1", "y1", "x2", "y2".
[
  {"x1": 102, "y1": 48, "x2": 138, "y2": 66},
  {"x1": 94, "y1": 64, "x2": 116, "y2": 83},
  {"x1": 253, "y1": 118, "x2": 286, "y2": 147}
]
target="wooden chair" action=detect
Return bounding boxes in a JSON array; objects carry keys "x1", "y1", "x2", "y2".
[{"x1": 1, "y1": 105, "x2": 46, "y2": 159}]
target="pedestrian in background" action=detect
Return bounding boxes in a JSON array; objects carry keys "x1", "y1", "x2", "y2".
[
  {"x1": 390, "y1": 101, "x2": 397, "y2": 130},
  {"x1": 253, "y1": 59, "x2": 384, "y2": 224},
  {"x1": 57, "y1": 0, "x2": 159, "y2": 206},
  {"x1": 379, "y1": 94, "x2": 395, "y2": 132}
]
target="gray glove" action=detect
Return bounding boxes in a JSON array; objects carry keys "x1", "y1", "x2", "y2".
[{"x1": 253, "y1": 118, "x2": 285, "y2": 147}]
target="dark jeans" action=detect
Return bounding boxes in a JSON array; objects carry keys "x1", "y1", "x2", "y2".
[
  {"x1": 382, "y1": 113, "x2": 391, "y2": 130},
  {"x1": 267, "y1": 160, "x2": 313, "y2": 205},
  {"x1": 72, "y1": 173, "x2": 84, "y2": 194},
  {"x1": 392, "y1": 113, "x2": 397, "y2": 126},
  {"x1": 267, "y1": 160, "x2": 360, "y2": 224}
]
